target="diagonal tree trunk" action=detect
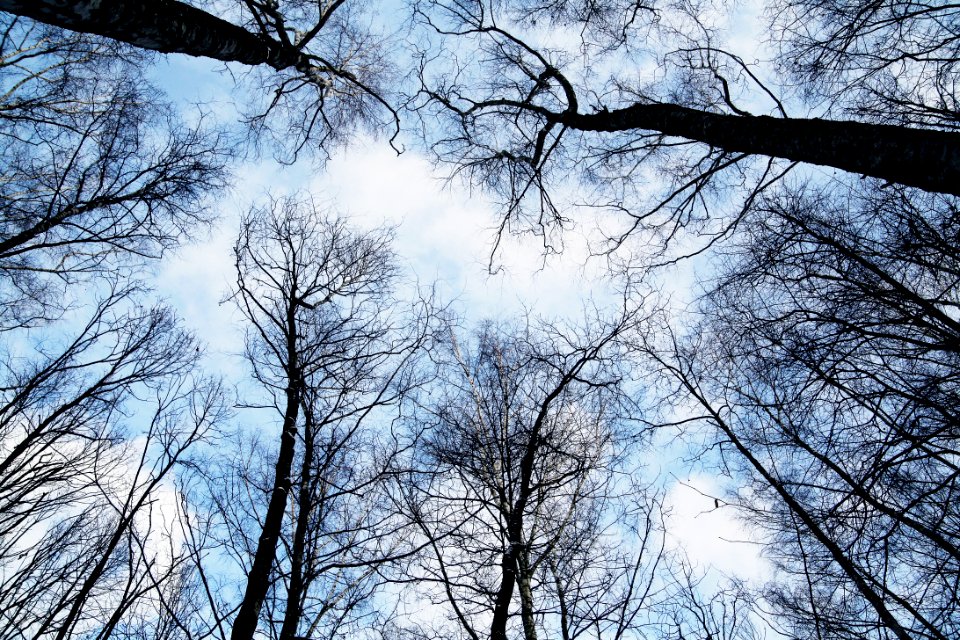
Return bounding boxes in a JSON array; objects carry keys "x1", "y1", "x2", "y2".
[
  {"x1": 5, "y1": 2, "x2": 960, "y2": 195},
  {"x1": 5, "y1": 1, "x2": 960, "y2": 196},
  {"x1": 231, "y1": 302, "x2": 301, "y2": 640},
  {"x1": 0, "y1": 0, "x2": 300, "y2": 69},
  {"x1": 561, "y1": 104, "x2": 960, "y2": 196}
]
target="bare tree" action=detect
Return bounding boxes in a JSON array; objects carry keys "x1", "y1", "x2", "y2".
[
  {"x1": 0, "y1": 16, "x2": 233, "y2": 639},
  {"x1": 641, "y1": 180, "x2": 960, "y2": 640},
  {"x1": 223, "y1": 195, "x2": 432, "y2": 640},
  {"x1": 0, "y1": 0, "x2": 400, "y2": 159},
  {"x1": 0, "y1": 15, "x2": 228, "y2": 326},
  {"x1": 656, "y1": 563, "x2": 762, "y2": 640},
  {"x1": 0, "y1": 283, "x2": 226, "y2": 640},
  {"x1": 771, "y1": 0, "x2": 960, "y2": 130},
  {"x1": 398, "y1": 312, "x2": 655, "y2": 640},
  {"x1": 4, "y1": 5, "x2": 960, "y2": 640},
  {"x1": 1, "y1": 2, "x2": 958, "y2": 189},
  {"x1": 403, "y1": 0, "x2": 960, "y2": 260},
  {"x1": 397, "y1": 312, "x2": 771, "y2": 640}
]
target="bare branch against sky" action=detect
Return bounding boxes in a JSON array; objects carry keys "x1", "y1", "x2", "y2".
[{"x1": 0, "y1": 2, "x2": 957, "y2": 639}]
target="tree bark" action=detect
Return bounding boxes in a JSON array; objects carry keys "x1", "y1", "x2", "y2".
[
  {"x1": 0, "y1": 0, "x2": 300, "y2": 69},
  {"x1": 561, "y1": 104, "x2": 960, "y2": 196},
  {"x1": 516, "y1": 550, "x2": 539, "y2": 640},
  {"x1": 490, "y1": 423, "x2": 544, "y2": 640},
  {"x1": 489, "y1": 543, "x2": 518, "y2": 640}
]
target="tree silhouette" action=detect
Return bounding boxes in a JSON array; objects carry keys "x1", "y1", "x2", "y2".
[
  {"x1": 227, "y1": 196, "x2": 432, "y2": 640},
  {"x1": 645, "y1": 182, "x2": 960, "y2": 640},
  {"x1": 2, "y1": 1, "x2": 958, "y2": 191}
]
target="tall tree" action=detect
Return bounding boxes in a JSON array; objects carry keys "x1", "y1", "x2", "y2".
[
  {"x1": 0, "y1": 283, "x2": 226, "y2": 640},
  {"x1": 0, "y1": 17, "x2": 230, "y2": 639},
  {"x1": 227, "y1": 195, "x2": 430, "y2": 640},
  {"x1": 0, "y1": 14, "x2": 227, "y2": 326},
  {"x1": 400, "y1": 314, "x2": 769, "y2": 640},
  {"x1": 644, "y1": 182, "x2": 960, "y2": 640},
  {"x1": 0, "y1": 0, "x2": 398, "y2": 158},
  {"x1": 401, "y1": 313, "x2": 643, "y2": 640},
  {"x1": 406, "y1": 0, "x2": 960, "y2": 254}
]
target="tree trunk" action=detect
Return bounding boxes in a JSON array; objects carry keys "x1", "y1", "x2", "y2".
[
  {"x1": 491, "y1": 428, "x2": 544, "y2": 640},
  {"x1": 231, "y1": 305, "x2": 301, "y2": 640},
  {"x1": 278, "y1": 408, "x2": 316, "y2": 640},
  {"x1": 516, "y1": 550, "x2": 538, "y2": 640},
  {"x1": 562, "y1": 104, "x2": 960, "y2": 196},
  {"x1": 0, "y1": 0, "x2": 300, "y2": 69},
  {"x1": 489, "y1": 545, "x2": 518, "y2": 640}
]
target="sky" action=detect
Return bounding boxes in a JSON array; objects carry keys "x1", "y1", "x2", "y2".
[
  {"x1": 146, "y1": 40, "x2": 771, "y2": 589},
  {"x1": 14, "y1": 3, "x2": 959, "y2": 637}
]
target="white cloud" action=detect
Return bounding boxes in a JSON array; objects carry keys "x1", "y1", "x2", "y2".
[
  {"x1": 154, "y1": 211, "x2": 247, "y2": 382},
  {"x1": 309, "y1": 138, "x2": 618, "y2": 322},
  {"x1": 663, "y1": 475, "x2": 770, "y2": 584}
]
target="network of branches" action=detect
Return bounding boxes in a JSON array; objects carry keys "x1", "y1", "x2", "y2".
[{"x1": 0, "y1": 2, "x2": 956, "y2": 640}]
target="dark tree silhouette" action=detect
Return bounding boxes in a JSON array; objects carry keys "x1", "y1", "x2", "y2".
[
  {"x1": 0, "y1": 15, "x2": 227, "y2": 326},
  {"x1": 1, "y1": 4, "x2": 958, "y2": 640},
  {"x1": 0, "y1": 18, "x2": 230, "y2": 639},
  {"x1": 1, "y1": 1, "x2": 958, "y2": 190},
  {"x1": 0, "y1": 0, "x2": 399, "y2": 157},
  {"x1": 406, "y1": 0, "x2": 960, "y2": 254},
  {"x1": 0, "y1": 283, "x2": 226, "y2": 640},
  {"x1": 227, "y1": 195, "x2": 432, "y2": 640},
  {"x1": 772, "y1": 0, "x2": 960, "y2": 129},
  {"x1": 401, "y1": 316, "x2": 636, "y2": 640},
  {"x1": 644, "y1": 182, "x2": 960, "y2": 640},
  {"x1": 399, "y1": 314, "x2": 769, "y2": 640}
]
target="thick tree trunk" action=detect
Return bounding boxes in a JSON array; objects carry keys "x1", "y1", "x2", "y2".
[
  {"x1": 3, "y1": 4, "x2": 960, "y2": 195},
  {"x1": 0, "y1": 0, "x2": 300, "y2": 69},
  {"x1": 562, "y1": 104, "x2": 960, "y2": 196}
]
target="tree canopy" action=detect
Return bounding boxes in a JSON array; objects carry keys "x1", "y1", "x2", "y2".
[{"x1": 0, "y1": 2, "x2": 957, "y2": 640}]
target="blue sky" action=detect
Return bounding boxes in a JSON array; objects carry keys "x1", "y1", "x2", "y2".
[{"x1": 144, "y1": 36, "x2": 771, "y2": 590}]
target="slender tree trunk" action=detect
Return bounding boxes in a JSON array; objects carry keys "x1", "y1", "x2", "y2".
[
  {"x1": 489, "y1": 543, "x2": 518, "y2": 640},
  {"x1": 278, "y1": 408, "x2": 316, "y2": 640},
  {"x1": 0, "y1": 0, "x2": 300, "y2": 69},
  {"x1": 562, "y1": 104, "x2": 960, "y2": 196},
  {"x1": 548, "y1": 560, "x2": 572, "y2": 640},
  {"x1": 490, "y1": 431, "x2": 543, "y2": 640},
  {"x1": 516, "y1": 550, "x2": 538, "y2": 640},
  {"x1": 231, "y1": 306, "x2": 301, "y2": 640}
]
